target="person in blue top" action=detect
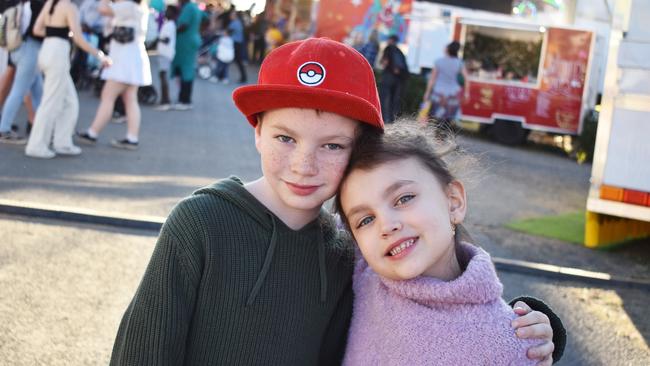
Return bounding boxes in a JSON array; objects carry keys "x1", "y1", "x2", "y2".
[
  {"x1": 170, "y1": 0, "x2": 202, "y2": 110},
  {"x1": 227, "y1": 10, "x2": 247, "y2": 84}
]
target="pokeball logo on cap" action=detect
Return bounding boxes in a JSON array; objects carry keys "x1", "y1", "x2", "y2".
[{"x1": 297, "y1": 62, "x2": 326, "y2": 86}]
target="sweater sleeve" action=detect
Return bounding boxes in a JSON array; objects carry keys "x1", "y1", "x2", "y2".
[
  {"x1": 109, "y1": 205, "x2": 203, "y2": 366},
  {"x1": 318, "y1": 281, "x2": 353, "y2": 366},
  {"x1": 509, "y1": 296, "x2": 566, "y2": 363}
]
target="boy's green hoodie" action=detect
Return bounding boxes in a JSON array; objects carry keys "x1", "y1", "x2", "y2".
[{"x1": 110, "y1": 177, "x2": 354, "y2": 365}]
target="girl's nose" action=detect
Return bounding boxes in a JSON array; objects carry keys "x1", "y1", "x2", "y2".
[
  {"x1": 380, "y1": 217, "x2": 402, "y2": 237},
  {"x1": 291, "y1": 149, "x2": 318, "y2": 176}
]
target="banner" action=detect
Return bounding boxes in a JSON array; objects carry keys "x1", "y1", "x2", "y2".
[{"x1": 315, "y1": 0, "x2": 412, "y2": 44}]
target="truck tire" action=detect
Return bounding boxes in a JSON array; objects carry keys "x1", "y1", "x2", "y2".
[{"x1": 490, "y1": 119, "x2": 529, "y2": 145}]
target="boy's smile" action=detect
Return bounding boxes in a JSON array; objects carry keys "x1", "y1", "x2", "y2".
[{"x1": 252, "y1": 108, "x2": 358, "y2": 229}]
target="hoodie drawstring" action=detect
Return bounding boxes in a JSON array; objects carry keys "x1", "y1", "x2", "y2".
[
  {"x1": 246, "y1": 215, "x2": 328, "y2": 306},
  {"x1": 246, "y1": 215, "x2": 279, "y2": 306}
]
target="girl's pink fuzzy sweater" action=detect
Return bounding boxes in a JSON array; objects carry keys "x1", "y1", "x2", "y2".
[{"x1": 342, "y1": 242, "x2": 541, "y2": 365}]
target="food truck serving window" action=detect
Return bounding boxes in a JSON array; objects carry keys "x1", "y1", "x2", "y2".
[{"x1": 462, "y1": 24, "x2": 544, "y2": 86}]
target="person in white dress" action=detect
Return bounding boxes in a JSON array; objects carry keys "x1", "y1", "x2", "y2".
[{"x1": 77, "y1": 0, "x2": 151, "y2": 150}]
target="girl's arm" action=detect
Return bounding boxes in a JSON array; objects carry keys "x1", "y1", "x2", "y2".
[
  {"x1": 510, "y1": 297, "x2": 566, "y2": 365},
  {"x1": 66, "y1": 5, "x2": 110, "y2": 66}
]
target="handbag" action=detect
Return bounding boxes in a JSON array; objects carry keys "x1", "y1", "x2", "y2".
[{"x1": 112, "y1": 26, "x2": 134, "y2": 44}]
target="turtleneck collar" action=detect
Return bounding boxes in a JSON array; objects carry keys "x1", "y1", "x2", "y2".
[{"x1": 379, "y1": 242, "x2": 503, "y2": 306}]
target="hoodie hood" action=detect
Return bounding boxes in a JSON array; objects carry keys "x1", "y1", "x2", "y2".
[{"x1": 193, "y1": 176, "x2": 334, "y2": 305}]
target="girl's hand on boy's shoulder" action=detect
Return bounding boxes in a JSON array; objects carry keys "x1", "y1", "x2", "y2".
[{"x1": 511, "y1": 301, "x2": 554, "y2": 366}]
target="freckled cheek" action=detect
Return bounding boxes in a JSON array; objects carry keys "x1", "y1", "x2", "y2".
[
  {"x1": 263, "y1": 145, "x2": 290, "y2": 172},
  {"x1": 317, "y1": 153, "x2": 350, "y2": 177}
]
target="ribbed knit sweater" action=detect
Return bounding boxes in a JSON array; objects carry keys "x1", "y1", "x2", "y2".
[
  {"x1": 342, "y1": 243, "x2": 543, "y2": 365},
  {"x1": 110, "y1": 177, "x2": 354, "y2": 365}
]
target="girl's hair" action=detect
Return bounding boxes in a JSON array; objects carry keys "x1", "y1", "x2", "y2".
[
  {"x1": 447, "y1": 41, "x2": 461, "y2": 58},
  {"x1": 334, "y1": 121, "x2": 473, "y2": 244}
]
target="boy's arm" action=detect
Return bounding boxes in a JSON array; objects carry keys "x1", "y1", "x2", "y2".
[
  {"x1": 318, "y1": 282, "x2": 353, "y2": 366},
  {"x1": 509, "y1": 296, "x2": 567, "y2": 364},
  {"x1": 110, "y1": 209, "x2": 202, "y2": 366}
]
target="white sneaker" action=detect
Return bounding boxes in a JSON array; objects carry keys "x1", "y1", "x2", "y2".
[
  {"x1": 54, "y1": 145, "x2": 82, "y2": 156},
  {"x1": 154, "y1": 104, "x2": 172, "y2": 111},
  {"x1": 173, "y1": 103, "x2": 193, "y2": 111},
  {"x1": 209, "y1": 76, "x2": 219, "y2": 83},
  {"x1": 25, "y1": 148, "x2": 56, "y2": 159},
  {"x1": 221, "y1": 79, "x2": 230, "y2": 85}
]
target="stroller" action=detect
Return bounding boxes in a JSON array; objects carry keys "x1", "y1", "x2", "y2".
[{"x1": 196, "y1": 34, "x2": 220, "y2": 80}]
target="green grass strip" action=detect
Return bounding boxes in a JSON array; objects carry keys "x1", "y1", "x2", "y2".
[{"x1": 505, "y1": 212, "x2": 585, "y2": 244}]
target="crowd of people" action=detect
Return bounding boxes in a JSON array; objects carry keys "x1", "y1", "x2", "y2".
[
  {"x1": 0, "y1": 0, "x2": 469, "y2": 159},
  {"x1": 0, "y1": 0, "x2": 295, "y2": 158}
]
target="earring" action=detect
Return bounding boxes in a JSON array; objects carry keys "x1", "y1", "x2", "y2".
[{"x1": 451, "y1": 219, "x2": 457, "y2": 236}]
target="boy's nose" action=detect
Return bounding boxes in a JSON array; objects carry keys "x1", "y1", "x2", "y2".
[{"x1": 291, "y1": 150, "x2": 318, "y2": 176}]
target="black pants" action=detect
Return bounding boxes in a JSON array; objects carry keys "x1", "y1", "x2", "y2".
[
  {"x1": 252, "y1": 37, "x2": 266, "y2": 64},
  {"x1": 380, "y1": 73, "x2": 404, "y2": 123},
  {"x1": 179, "y1": 80, "x2": 193, "y2": 104},
  {"x1": 159, "y1": 71, "x2": 170, "y2": 104},
  {"x1": 234, "y1": 42, "x2": 247, "y2": 83}
]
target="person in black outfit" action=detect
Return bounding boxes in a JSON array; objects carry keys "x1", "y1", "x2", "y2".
[{"x1": 379, "y1": 34, "x2": 408, "y2": 123}]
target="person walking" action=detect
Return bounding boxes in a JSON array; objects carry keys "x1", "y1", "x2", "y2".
[
  {"x1": 228, "y1": 10, "x2": 247, "y2": 84},
  {"x1": 0, "y1": 0, "x2": 45, "y2": 144},
  {"x1": 209, "y1": 28, "x2": 234, "y2": 84},
  {"x1": 422, "y1": 41, "x2": 469, "y2": 131},
  {"x1": 169, "y1": 0, "x2": 202, "y2": 110},
  {"x1": 379, "y1": 34, "x2": 408, "y2": 123},
  {"x1": 25, "y1": 0, "x2": 110, "y2": 158},
  {"x1": 77, "y1": 0, "x2": 152, "y2": 150}
]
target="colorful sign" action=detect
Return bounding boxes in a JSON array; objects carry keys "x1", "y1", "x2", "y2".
[{"x1": 315, "y1": 0, "x2": 412, "y2": 44}]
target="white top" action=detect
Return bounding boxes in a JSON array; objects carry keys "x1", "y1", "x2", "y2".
[
  {"x1": 217, "y1": 35, "x2": 234, "y2": 63},
  {"x1": 156, "y1": 20, "x2": 176, "y2": 60},
  {"x1": 110, "y1": 1, "x2": 146, "y2": 41}
]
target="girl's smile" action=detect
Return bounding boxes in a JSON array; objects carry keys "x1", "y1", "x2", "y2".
[{"x1": 341, "y1": 157, "x2": 467, "y2": 281}]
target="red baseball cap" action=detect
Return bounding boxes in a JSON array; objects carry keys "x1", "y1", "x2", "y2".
[{"x1": 232, "y1": 38, "x2": 384, "y2": 129}]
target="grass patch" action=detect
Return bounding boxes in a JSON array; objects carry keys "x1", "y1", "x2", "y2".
[{"x1": 505, "y1": 212, "x2": 585, "y2": 244}]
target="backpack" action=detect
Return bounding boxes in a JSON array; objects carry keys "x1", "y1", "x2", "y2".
[{"x1": 0, "y1": 2, "x2": 23, "y2": 51}]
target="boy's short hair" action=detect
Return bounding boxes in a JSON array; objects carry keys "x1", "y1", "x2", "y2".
[{"x1": 232, "y1": 38, "x2": 384, "y2": 129}]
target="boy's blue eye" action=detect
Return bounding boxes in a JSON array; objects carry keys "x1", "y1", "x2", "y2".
[
  {"x1": 357, "y1": 216, "x2": 374, "y2": 228},
  {"x1": 396, "y1": 194, "x2": 415, "y2": 206},
  {"x1": 276, "y1": 135, "x2": 294, "y2": 143},
  {"x1": 324, "y1": 143, "x2": 344, "y2": 150}
]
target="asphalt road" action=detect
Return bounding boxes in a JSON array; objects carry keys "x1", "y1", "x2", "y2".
[{"x1": 0, "y1": 65, "x2": 648, "y2": 365}]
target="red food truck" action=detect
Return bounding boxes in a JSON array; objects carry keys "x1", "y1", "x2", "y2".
[{"x1": 452, "y1": 17, "x2": 598, "y2": 144}]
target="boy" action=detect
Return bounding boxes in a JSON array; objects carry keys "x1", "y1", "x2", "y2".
[
  {"x1": 154, "y1": 5, "x2": 178, "y2": 111},
  {"x1": 110, "y1": 38, "x2": 562, "y2": 365}
]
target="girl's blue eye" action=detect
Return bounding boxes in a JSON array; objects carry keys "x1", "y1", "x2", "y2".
[
  {"x1": 357, "y1": 216, "x2": 374, "y2": 228},
  {"x1": 396, "y1": 194, "x2": 415, "y2": 206},
  {"x1": 277, "y1": 135, "x2": 294, "y2": 143},
  {"x1": 324, "y1": 143, "x2": 344, "y2": 151}
]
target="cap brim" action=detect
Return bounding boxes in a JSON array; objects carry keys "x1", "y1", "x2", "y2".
[{"x1": 232, "y1": 85, "x2": 383, "y2": 128}]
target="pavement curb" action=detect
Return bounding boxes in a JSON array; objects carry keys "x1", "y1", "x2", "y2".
[
  {"x1": 2, "y1": 199, "x2": 649, "y2": 290},
  {"x1": 0, "y1": 199, "x2": 164, "y2": 231}
]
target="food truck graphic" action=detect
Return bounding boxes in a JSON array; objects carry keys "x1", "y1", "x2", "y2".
[{"x1": 451, "y1": 17, "x2": 599, "y2": 144}]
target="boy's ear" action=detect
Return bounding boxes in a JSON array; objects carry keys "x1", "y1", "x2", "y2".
[
  {"x1": 446, "y1": 180, "x2": 467, "y2": 224},
  {"x1": 254, "y1": 119, "x2": 263, "y2": 153}
]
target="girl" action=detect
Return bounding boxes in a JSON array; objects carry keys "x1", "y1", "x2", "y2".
[
  {"x1": 77, "y1": 0, "x2": 152, "y2": 150},
  {"x1": 25, "y1": 0, "x2": 110, "y2": 158},
  {"x1": 336, "y1": 123, "x2": 562, "y2": 365}
]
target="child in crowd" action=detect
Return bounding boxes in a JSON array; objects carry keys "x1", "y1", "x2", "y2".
[
  {"x1": 336, "y1": 123, "x2": 564, "y2": 365},
  {"x1": 209, "y1": 28, "x2": 234, "y2": 84},
  {"x1": 109, "y1": 38, "x2": 562, "y2": 365},
  {"x1": 154, "y1": 4, "x2": 178, "y2": 111}
]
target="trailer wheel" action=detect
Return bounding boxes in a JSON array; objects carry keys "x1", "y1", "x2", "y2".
[{"x1": 490, "y1": 119, "x2": 529, "y2": 145}]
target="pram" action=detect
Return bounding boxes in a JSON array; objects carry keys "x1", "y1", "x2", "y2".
[{"x1": 196, "y1": 34, "x2": 220, "y2": 80}]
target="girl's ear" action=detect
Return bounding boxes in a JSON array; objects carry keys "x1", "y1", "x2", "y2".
[{"x1": 446, "y1": 180, "x2": 467, "y2": 224}]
